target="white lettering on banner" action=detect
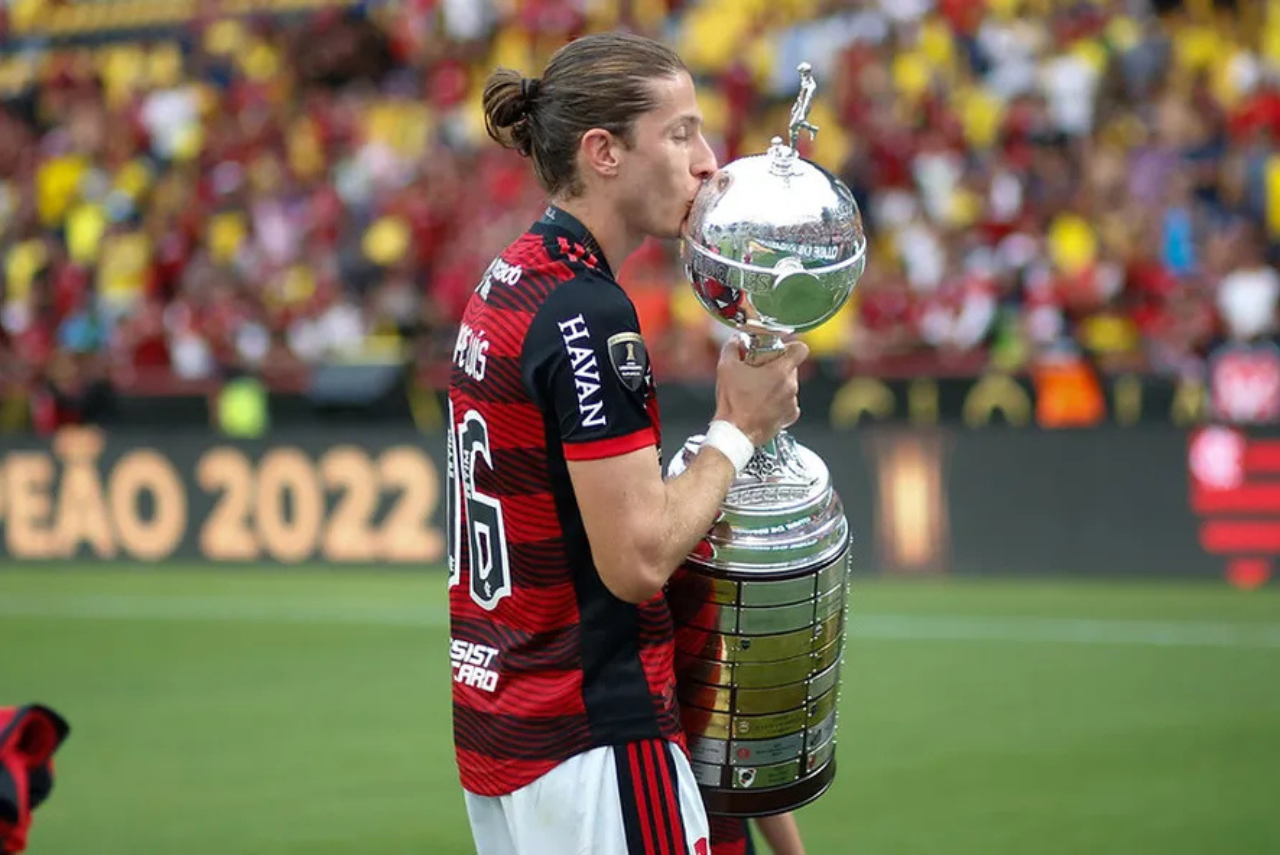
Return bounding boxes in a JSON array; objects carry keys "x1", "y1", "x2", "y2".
[
  {"x1": 450, "y1": 638, "x2": 501, "y2": 692},
  {"x1": 558, "y1": 314, "x2": 607, "y2": 428},
  {"x1": 0, "y1": 431, "x2": 444, "y2": 564},
  {"x1": 452, "y1": 323, "x2": 489, "y2": 382},
  {"x1": 478, "y1": 258, "x2": 523, "y2": 299}
]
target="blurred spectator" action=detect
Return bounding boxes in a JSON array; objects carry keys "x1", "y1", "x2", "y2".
[{"x1": 1217, "y1": 228, "x2": 1280, "y2": 342}]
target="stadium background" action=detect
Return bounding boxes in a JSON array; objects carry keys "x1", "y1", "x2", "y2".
[{"x1": 1, "y1": 0, "x2": 1278, "y2": 852}]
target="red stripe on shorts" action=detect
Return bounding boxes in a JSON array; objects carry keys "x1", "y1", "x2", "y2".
[
  {"x1": 654, "y1": 740, "x2": 688, "y2": 854},
  {"x1": 616, "y1": 740, "x2": 691, "y2": 855},
  {"x1": 642, "y1": 741, "x2": 672, "y2": 855},
  {"x1": 632, "y1": 741, "x2": 659, "y2": 854}
]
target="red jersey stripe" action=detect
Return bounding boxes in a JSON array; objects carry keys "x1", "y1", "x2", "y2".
[
  {"x1": 453, "y1": 668, "x2": 585, "y2": 716},
  {"x1": 564, "y1": 426, "x2": 659, "y2": 460},
  {"x1": 499, "y1": 493, "x2": 562, "y2": 543},
  {"x1": 453, "y1": 582, "x2": 579, "y2": 634}
]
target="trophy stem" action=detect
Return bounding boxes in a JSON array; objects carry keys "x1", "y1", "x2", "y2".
[
  {"x1": 742, "y1": 331, "x2": 785, "y2": 367},
  {"x1": 738, "y1": 429, "x2": 809, "y2": 485},
  {"x1": 740, "y1": 331, "x2": 793, "y2": 469},
  {"x1": 753, "y1": 433, "x2": 784, "y2": 464}
]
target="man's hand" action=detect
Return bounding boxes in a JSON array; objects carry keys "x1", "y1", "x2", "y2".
[{"x1": 712, "y1": 338, "x2": 809, "y2": 447}]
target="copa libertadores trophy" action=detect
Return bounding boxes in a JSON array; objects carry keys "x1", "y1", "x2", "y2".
[{"x1": 666, "y1": 62, "x2": 867, "y2": 817}]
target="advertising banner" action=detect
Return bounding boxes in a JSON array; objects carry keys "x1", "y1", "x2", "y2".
[
  {"x1": 0, "y1": 427, "x2": 447, "y2": 565},
  {"x1": 0, "y1": 423, "x2": 1268, "y2": 582}
]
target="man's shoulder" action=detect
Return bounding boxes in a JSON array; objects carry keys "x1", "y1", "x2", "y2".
[
  {"x1": 474, "y1": 230, "x2": 623, "y2": 303},
  {"x1": 524, "y1": 269, "x2": 639, "y2": 361},
  {"x1": 544, "y1": 265, "x2": 630, "y2": 309}
]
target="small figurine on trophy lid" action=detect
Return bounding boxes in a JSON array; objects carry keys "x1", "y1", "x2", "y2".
[
  {"x1": 788, "y1": 62, "x2": 819, "y2": 148},
  {"x1": 667, "y1": 63, "x2": 868, "y2": 818}
]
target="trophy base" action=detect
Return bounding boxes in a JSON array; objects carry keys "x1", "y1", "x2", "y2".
[
  {"x1": 667, "y1": 430, "x2": 851, "y2": 820},
  {"x1": 700, "y1": 756, "x2": 837, "y2": 819}
]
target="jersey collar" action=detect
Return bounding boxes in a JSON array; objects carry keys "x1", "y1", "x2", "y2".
[{"x1": 533, "y1": 205, "x2": 615, "y2": 279}]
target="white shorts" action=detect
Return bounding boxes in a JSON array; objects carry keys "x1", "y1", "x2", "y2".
[{"x1": 465, "y1": 738, "x2": 711, "y2": 855}]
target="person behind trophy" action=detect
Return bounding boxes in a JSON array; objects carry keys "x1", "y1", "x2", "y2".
[
  {"x1": 446, "y1": 30, "x2": 809, "y2": 855},
  {"x1": 710, "y1": 813, "x2": 806, "y2": 855}
]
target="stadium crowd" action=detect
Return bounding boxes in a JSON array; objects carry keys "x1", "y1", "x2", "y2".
[{"x1": 0, "y1": 0, "x2": 1277, "y2": 403}]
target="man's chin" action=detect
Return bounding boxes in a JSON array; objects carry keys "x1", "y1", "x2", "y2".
[{"x1": 643, "y1": 212, "x2": 688, "y2": 242}]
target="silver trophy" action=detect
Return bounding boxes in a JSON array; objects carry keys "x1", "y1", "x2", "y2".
[{"x1": 666, "y1": 63, "x2": 867, "y2": 817}]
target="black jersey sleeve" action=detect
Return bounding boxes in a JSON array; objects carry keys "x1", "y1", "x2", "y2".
[{"x1": 522, "y1": 273, "x2": 657, "y2": 461}]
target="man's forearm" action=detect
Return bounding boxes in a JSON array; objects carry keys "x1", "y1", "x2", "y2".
[
  {"x1": 649, "y1": 446, "x2": 737, "y2": 581},
  {"x1": 568, "y1": 441, "x2": 739, "y2": 604}
]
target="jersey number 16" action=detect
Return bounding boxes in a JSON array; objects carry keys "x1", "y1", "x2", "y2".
[{"x1": 447, "y1": 402, "x2": 513, "y2": 610}]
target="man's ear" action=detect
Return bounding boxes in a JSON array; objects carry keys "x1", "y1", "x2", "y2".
[{"x1": 579, "y1": 128, "x2": 622, "y2": 180}]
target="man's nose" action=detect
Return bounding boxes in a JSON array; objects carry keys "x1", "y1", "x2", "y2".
[{"x1": 692, "y1": 133, "x2": 718, "y2": 181}]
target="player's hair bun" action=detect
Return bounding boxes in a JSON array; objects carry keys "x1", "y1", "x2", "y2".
[{"x1": 483, "y1": 69, "x2": 539, "y2": 158}]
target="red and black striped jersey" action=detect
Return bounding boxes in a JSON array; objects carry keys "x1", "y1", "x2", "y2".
[{"x1": 447, "y1": 206, "x2": 683, "y2": 797}]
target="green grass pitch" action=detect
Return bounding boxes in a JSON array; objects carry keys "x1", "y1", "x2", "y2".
[{"x1": 1, "y1": 567, "x2": 1278, "y2": 854}]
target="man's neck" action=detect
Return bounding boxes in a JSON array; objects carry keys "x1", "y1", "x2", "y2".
[{"x1": 550, "y1": 196, "x2": 639, "y2": 276}]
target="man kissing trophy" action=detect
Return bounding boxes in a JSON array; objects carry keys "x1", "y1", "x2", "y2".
[{"x1": 668, "y1": 62, "x2": 868, "y2": 818}]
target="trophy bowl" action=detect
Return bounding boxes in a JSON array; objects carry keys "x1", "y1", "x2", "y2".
[
  {"x1": 682, "y1": 140, "x2": 867, "y2": 340},
  {"x1": 667, "y1": 63, "x2": 867, "y2": 818}
]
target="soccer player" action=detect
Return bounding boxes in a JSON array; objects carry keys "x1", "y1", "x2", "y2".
[{"x1": 447, "y1": 31, "x2": 808, "y2": 855}]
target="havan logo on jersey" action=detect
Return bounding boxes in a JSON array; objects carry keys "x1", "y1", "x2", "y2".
[
  {"x1": 450, "y1": 638, "x2": 501, "y2": 693},
  {"x1": 558, "y1": 314, "x2": 607, "y2": 428}
]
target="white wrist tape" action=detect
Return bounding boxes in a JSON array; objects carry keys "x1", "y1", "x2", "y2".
[{"x1": 704, "y1": 420, "x2": 755, "y2": 475}]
